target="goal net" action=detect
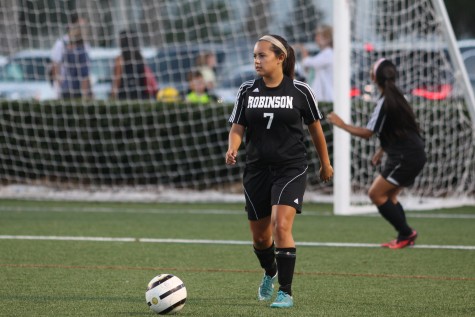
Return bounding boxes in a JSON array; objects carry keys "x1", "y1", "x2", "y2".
[
  {"x1": 335, "y1": 0, "x2": 475, "y2": 212},
  {"x1": 0, "y1": 0, "x2": 473, "y2": 210}
]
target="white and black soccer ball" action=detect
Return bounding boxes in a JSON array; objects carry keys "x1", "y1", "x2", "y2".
[{"x1": 145, "y1": 274, "x2": 187, "y2": 315}]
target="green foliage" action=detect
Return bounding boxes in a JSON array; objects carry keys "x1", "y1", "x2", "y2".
[
  {"x1": 0, "y1": 100, "x2": 235, "y2": 188},
  {"x1": 0, "y1": 100, "x2": 335, "y2": 190}
]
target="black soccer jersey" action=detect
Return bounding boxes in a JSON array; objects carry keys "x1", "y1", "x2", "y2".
[
  {"x1": 228, "y1": 76, "x2": 323, "y2": 166},
  {"x1": 366, "y1": 96, "x2": 424, "y2": 156}
]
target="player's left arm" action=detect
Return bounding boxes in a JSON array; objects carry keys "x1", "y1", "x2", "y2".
[
  {"x1": 308, "y1": 120, "x2": 333, "y2": 182},
  {"x1": 327, "y1": 111, "x2": 374, "y2": 139}
]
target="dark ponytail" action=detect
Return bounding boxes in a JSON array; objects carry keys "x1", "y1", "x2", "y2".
[
  {"x1": 266, "y1": 34, "x2": 295, "y2": 79},
  {"x1": 375, "y1": 60, "x2": 420, "y2": 141}
]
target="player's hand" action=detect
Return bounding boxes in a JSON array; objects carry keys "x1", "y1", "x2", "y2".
[
  {"x1": 319, "y1": 164, "x2": 333, "y2": 183},
  {"x1": 371, "y1": 148, "x2": 384, "y2": 166},
  {"x1": 225, "y1": 149, "x2": 238, "y2": 165},
  {"x1": 326, "y1": 112, "x2": 344, "y2": 128}
]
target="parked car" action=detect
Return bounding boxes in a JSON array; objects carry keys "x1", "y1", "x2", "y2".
[
  {"x1": 0, "y1": 49, "x2": 57, "y2": 100},
  {"x1": 148, "y1": 43, "x2": 227, "y2": 97},
  {"x1": 214, "y1": 64, "x2": 311, "y2": 104},
  {"x1": 89, "y1": 47, "x2": 158, "y2": 100},
  {"x1": 0, "y1": 55, "x2": 7, "y2": 67},
  {"x1": 458, "y1": 40, "x2": 475, "y2": 93},
  {"x1": 214, "y1": 64, "x2": 258, "y2": 103},
  {"x1": 0, "y1": 47, "x2": 158, "y2": 101},
  {"x1": 350, "y1": 42, "x2": 463, "y2": 101},
  {"x1": 462, "y1": 49, "x2": 475, "y2": 92}
]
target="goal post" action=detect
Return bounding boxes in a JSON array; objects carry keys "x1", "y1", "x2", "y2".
[{"x1": 332, "y1": 0, "x2": 353, "y2": 215}]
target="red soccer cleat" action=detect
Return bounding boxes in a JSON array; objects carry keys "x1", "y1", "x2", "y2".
[{"x1": 381, "y1": 230, "x2": 418, "y2": 249}]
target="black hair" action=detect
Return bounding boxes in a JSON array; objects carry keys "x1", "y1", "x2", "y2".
[
  {"x1": 119, "y1": 29, "x2": 144, "y2": 64},
  {"x1": 65, "y1": 13, "x2": 81, "y2": 33},
  {"x1": 66, "y1": 12, "x2": 85, "y2": 45},
  {"x1": 375, "y1": 60, "x2": 421, "y2": 141},
  {"x1": 263, "y1": 34, "x2": 296, "y2": 79},
  {"x1": 70, "y1": 13, "x2": 80, "y2": 24},
  {"x1": 187, "y1": 70, "x2": 203, "y2": 81}
]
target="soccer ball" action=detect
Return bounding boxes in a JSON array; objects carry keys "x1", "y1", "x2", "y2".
[{"x1": 145, "y1": 274, "x2": 187, "y2": 314}]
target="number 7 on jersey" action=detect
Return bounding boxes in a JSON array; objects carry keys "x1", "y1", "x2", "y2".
[{"x1": 264, "y1": 113, "x2": 274, "y2": 129}]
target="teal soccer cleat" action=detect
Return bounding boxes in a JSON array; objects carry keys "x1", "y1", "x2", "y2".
[
  {"x1": 257, "y1": 273, "x2": 277, "y2": 301},
  {"x1": 270, "y1": 290, "x2": 293, "y2": 308}
]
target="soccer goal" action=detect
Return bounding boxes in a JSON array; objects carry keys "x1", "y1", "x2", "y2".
[
  {"x1": 0, "y1": 0, "x2": 473, "y2": 212},
  {"x1": 333, "y1": 0, "x2": 475, "y2": 214}
]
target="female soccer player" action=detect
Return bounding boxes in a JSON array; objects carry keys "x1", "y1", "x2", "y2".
[
  {"x1": 327, "y1": 58, "x2": 426, "y2": 249},
  {"x1": 226, "y1": 34, "x2": 333, "y2": 308}
]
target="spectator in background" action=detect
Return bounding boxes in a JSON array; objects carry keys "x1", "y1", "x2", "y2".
[
  {"x1": 59, "y1": 19, "x2": 93, "y2": 99},
  {"x1": 50, "y1": 13, "x2": 88, "y2": 96},
  {"x1": 185, "y1": 70, "x2": 214, "y2": 104},
  {"x1": 195, "y1": 51, "x2": 217, "y2": 91},
  {"x1": 111, "y1": 29, "x2": 150, "y2": 100},
  {"x1": 297, "y1": 25, "x2": 334, "y2": 102}
]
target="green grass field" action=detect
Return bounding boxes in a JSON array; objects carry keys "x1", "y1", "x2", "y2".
[{"x1": 0, "y1": 199, "x2": 474, "y2": 316}]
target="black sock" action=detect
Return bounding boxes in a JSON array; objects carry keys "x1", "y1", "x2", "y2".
[
  {"x1": 275, "y1": 248, "x2": 296, "y2": 296},
  {"x1": 396, "y1": 202, "x2": 412, "y2": 240},
  {"x1": 254, "y1": 243, "x2": 277, "y2": 277},
  {"x1": 395, "y1": 201, "x2": 407, "y2": 223},
  {"x1": 377, "y1": 199, "x2": 412, "y2": 237}
]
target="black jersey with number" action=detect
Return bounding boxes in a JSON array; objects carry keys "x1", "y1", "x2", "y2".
[{"x1": 228, "y1": 76, "x2": 323, "y2": 166}]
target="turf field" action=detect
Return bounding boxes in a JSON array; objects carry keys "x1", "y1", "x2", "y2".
[{"x1": 0, "y1": 199, "x2": 474, "y2": 316}]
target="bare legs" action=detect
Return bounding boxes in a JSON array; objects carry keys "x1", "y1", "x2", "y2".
[{"x1": 368, "y1": 175, "x2": 412, "y2": 237}]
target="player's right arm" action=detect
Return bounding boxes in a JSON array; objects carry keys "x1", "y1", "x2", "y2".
[
  {"x1": 227, "y1": 80, "x2": 253, "y2": 165},
  {"x1": 371, "y1": 147, "x2": 384, "y2": 166},
  {"x1": 226, "y1": 123, "x2": 245, "y2": 165}
]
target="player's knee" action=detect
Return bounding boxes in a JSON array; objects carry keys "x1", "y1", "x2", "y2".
[
  {"x1": 252, "y1": 235, "x2": 272, "y2": 249},
  {"x1": 272, "y1": 222, "x2": 290, "y2": 240},
  {"x1": 368, "y1": 188, "x2": 385, "y2": 206}
]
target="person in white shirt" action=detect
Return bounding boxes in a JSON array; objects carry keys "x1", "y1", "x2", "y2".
[
  {"x1": 298, "y1": 25, "x2": 333, "y2": 102},
  {"x1": 50, "y1": 13, "x2": 87, "y2": 95}
]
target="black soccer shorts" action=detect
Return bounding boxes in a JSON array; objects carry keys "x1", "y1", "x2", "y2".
[
  {"x1": 381, "y1": 151, "x2": 426, "y2": 187},
  {"x1": 243, "y1": 163, "x2": 308, "y2": 220}
]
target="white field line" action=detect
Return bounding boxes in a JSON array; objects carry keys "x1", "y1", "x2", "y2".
[
  {"x1": 0, "y1": 205, "x2": 474, "y2": 219},
  {"x1": 0, "y1": 235, "x2": 474, "y2": 250}
]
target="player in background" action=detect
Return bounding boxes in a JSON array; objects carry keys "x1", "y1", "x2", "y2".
[
  {"x1": 226, "y1": 34, "x2": 333, "y2": 308},
  {"x1": 327, "y1": 58, "x2": 426, "y2": 249}
]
